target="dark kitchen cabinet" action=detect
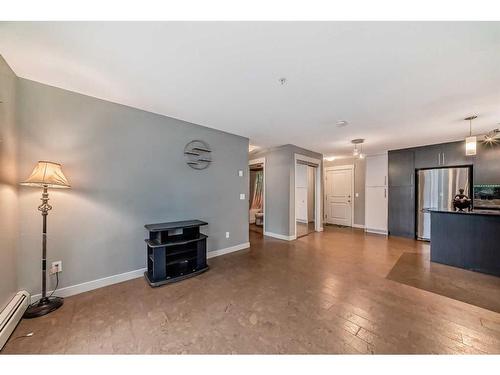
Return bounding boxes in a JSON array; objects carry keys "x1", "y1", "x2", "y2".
[
  {"x1": 440, "y1": 141, "x2": 469, "y2": 167},
  {"x1": 388, "y1": 149, "x2": 416, "y2": 238},
  {"x1": 414, "y1": 144, "x2": 442, "y2": 169},
  {"x1": 388, "y1": 150, "x2": 415, "y2": 187},
  {"x1": 474, "y1": 142, "x2": 500, "y2": 183},
  {"x1": 414, "y1": 141, "x2": 470, "y2": 169},
  {"x1": 388, "y1": 186, "x2": 415, "y2": 238}
]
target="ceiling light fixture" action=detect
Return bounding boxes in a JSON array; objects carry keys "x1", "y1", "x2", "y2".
[
  {"x1": 279, "y1": 78, "x2": 287, "y2": 85},
  {"x1": 324, "y1": 156, "x2": 336, "y2": 162},
  {"x1": 336, "y1": 120, "x2": 349, "y2": 128},
  {"x1": 484, "y1": 128, "x2": 499, "y2": 144},
  {"x1": 351, "y1": 139, "x2": 365, "y2": 159},
  {"x1": 464, "y1": 116, "x2": 478, "y2": 156}
]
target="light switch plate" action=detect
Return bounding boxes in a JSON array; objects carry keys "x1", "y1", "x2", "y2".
[
  {"x1": 238, "y1": 170, "x2": 243, "y2": 177},
  {"x1": 240, "y1": 193, "x2": 245, "y2": 200},
  {"x1": 355, "y1": 193, "x2": 359, "y2": 198}
]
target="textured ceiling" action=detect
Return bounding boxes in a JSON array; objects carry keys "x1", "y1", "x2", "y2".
[{"x1": 1, "y1": 21, "x2": 500, "y2": 157}]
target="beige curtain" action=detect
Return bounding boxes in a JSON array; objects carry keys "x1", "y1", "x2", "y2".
[{"x1": 251, "y1": 171, "x2": 263, "y2": 209}]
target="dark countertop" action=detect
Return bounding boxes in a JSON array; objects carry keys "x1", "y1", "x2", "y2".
[
  {"x1": 431, "y1": 209, "x2": 500, "y2": 217},
  {"x1": 145, "y1": 220, "x2": 208, "y2": 231}
]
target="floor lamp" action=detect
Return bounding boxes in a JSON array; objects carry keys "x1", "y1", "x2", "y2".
[{"x1": 21, "y1": 161, "x2": 70, "y2": 318}]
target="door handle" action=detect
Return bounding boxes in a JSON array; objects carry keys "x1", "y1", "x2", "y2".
[
  {"x1": 384, "y1": 189, "x2": 386, "y2": 198},
  {"x1": 442, "y1": 152, "x2": 445, "y2": 165}
]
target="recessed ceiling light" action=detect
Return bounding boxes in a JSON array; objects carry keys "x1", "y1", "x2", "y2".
[
  {"x1": 336, "y1": 120, "x2": 349, "y2": 127},
  {"x1": 324, "y1": 156, "x2": 336, "y2": 161}
]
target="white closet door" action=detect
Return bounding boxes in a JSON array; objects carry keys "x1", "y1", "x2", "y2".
[
  {"x1": 366, "y1": 154, "x2": 388, "y2": 187},
  {"x1": 365, "y1": 186, "x2": 388, "y2": 234},
  {"x1": 295, "y1": 164, "x2": 308, "y2": 223}
]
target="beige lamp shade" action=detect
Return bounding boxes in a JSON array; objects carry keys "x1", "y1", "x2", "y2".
[{"x1": 21, "y1": 161, "x2": 71, "y2": 188}]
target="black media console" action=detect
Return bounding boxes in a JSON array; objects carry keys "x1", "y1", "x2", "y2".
[{"x1": 144, "y1": 220, "x2": 209, "y2": 287}]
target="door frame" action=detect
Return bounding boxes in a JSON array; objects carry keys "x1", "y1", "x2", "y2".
[
  {"x1": 324, "y1": 164, "x2": 355, "y2": 227},
  {"x1": 293, "y1": 153, "x2": 322, "y2": 239},
  {"x1": 249, "y1": 157, "x2": 266, "y2": 233}
]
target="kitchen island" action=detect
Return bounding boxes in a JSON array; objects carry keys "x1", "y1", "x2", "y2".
[{"x1": 430, "y1": 210, "x2": 500, "y2": 277}]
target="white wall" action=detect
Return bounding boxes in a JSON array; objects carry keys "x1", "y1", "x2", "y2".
[{"x1": 0, "y1": 56, "x2": 18, "y2": 310}]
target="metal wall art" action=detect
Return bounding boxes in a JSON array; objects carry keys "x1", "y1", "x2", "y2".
[{"x1": 184, "y1": 140, "x2": 212, "y2": 170}]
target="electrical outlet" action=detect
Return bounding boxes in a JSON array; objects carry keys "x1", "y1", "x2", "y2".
[
  {"x1": 226, "y1": 232, "x2": 230, "y2": 239},
  {"x1": 51, "y1": 260, "x2": 62, "y2": 274},
  {"x1": 240, "y1": 193, "x2": 245, "y2": 200}
]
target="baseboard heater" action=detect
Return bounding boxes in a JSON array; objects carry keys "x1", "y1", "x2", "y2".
[{"x1": 0, "y1": 291, "x2": 30, "y2": 350}]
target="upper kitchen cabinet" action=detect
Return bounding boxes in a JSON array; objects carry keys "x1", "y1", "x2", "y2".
[
  {"x1": 414, "y1": 144, "x2": 442, "y2": 169},
  {"x1": 366, "y1": 153, "x2": 388, "y2": 187},
  {"x1": 388, "y1": 149, "x2": 415, "y2": 187},
  {"x1": 474, "y1": 141, "x2": 500, "y2": 184},
  {"x1": 440, "y1": 141, "x2": 469, "y2": 167},
  {"x1": 414, "y1": 141, "x2": 469, "y2": 169}
]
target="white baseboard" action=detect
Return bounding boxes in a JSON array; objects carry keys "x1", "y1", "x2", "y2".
[
  {"x1": 207, "y1": 242, "x2": 250, "y2": 259},
  {"x1": 353, "y1": 224, "x2": 365, "y2": 229},
  {"x1": 0, "y1": 291, "x2": 29, "y2": 350},
  {"x1": 31, "y1": 267, "x2": 147, "y2": 303},
  {"x1": 264, "y1": 231, "x2": 296, "y2": 241},
  {"x1": 365, "y1": 228, "x2": 388, "y2": 235},
  {"x1": 31, "y1": 242, "x2": 251, "y2": 302}
]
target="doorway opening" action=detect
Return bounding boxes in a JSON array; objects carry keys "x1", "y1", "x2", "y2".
[
  {"x1": 324, "y1": 165, "x2": 354, "y2": 227},
  {"x1": 295, "y1": 163, "x2": 316, "y2": 237},
  {"x1": 294, "y1": 154, "x2": 322, "y2": 239},
  {"x1": 249, "y1": 158, "x2": 265, "y2": 238}
]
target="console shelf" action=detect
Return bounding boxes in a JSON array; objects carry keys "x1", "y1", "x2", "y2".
[{"x1": 144, "y1": 220, "x2": 208, "y2": 287}]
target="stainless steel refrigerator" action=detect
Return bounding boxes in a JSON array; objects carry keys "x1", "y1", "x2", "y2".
[{"x1": 416, "y1": 167, "x2": 471, "y2": 240}]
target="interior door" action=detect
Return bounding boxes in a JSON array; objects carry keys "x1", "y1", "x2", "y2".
[
  {"x1": 325, "y1": 168, "x2": 353, "y2": 226},
  {"x1": 365, "y1": 186, "x2": 388, "y2": 233}
]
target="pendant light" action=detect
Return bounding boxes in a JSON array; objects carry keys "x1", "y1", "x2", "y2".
[
  {"x1": 464, "y1": 115, "x2": 477, "y2": 156},
  {"x1": 351, "y1": 139, "x2": 365, "y2": 158}
]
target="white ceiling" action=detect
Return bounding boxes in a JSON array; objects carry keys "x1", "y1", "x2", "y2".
[{"x1": 1, "y1": 21, "x2": 500, "y2": 157}]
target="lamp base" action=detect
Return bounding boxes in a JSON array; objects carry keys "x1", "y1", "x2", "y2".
[{"x1": 23, "y1": 296, "x2": 64, "y2": 319}]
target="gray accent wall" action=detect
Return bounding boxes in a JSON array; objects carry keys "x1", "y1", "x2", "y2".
[
  {"x1": 16, "y1": 78, "x2": 249, "y2": 296},
  {"x1": 0, "y1": 56, "x2": 18, "y2": 310},
  {"x1": 251, "y1": 144, "x2": 323, "y2": 237},
  {"x1": 324, "y1": 157, "x2": 366, "y2": 227}
]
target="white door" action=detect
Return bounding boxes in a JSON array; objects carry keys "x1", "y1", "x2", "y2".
[
  {"x1": 325, "y1": 167, "x2": 353, "y2": 226},
  {"x1": 366, "y1": 154, "x2": 388, "y2": 187},
  {"x1": 365, "y1": 154, "x2": 388, "y2": 234},
  {"x1": 365, "y1": 186, "x2": 388, "y2": 234},
  {"x1": 295, "y1": 164, "x2": 308, "y2": 222}
]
